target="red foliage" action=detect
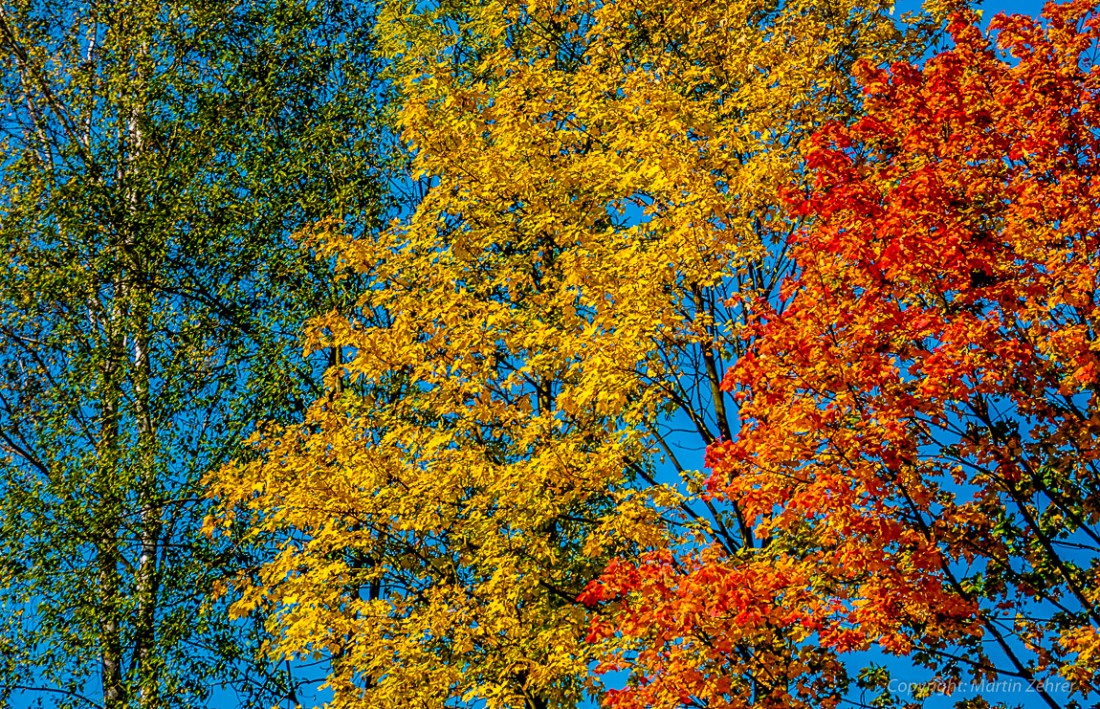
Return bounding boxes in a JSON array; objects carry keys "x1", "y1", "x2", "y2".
[{"x1": 585, "y1": 2, "x2": 1100, "y2": 706}]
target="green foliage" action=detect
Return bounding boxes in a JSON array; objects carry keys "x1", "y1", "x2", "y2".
[{"x1": 0, "y1": 1, "x2": 389, "y2": 707}]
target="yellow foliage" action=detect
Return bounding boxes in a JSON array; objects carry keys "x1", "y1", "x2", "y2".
[{"x1": 207, "y1": 0, "x2": 946, "y2": 706}]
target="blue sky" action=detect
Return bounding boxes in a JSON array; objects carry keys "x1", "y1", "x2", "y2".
[{"x1": 902, "y1": 0, "x2": 1047, "y2": 22}]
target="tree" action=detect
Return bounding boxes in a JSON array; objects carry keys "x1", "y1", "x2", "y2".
[
  {"x1": 206, "y1": 0, "x2": 950, "y2": 707},
  {"x1": 583, "y1": 2, "x2": 1100, "y2": 707},
  {"x1": 0, "y1": 1, "x2": 387, "y2": 707}
]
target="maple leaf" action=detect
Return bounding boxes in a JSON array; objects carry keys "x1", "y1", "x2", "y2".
[{"x1": 603, "y1": 2, "x2": 1100, "y2": 708}]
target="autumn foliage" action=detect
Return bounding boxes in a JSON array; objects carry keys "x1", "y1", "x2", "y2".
[
  {"x1": 25, "y1": 0, "x2": 1100, "y2": 708},
  {"x1": 206, "y1": 0, "x2": 937, "y2": 707},
  {"x1": 582, "y1": 2, "x2": 1100, "y2": 707},
  {"x1": 193, "y1": 2, "x2": 1100, "y2": 709}
]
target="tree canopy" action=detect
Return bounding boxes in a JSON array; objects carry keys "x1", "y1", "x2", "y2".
[
  {"x1": 206, "y1": 0, "x2": 961, "y2": 707},
  {"x1": 7, "y1": 1, "x2": 1100, "y2": 709},
  {"x1": 0, "y1": 0, "x2": 387, "y2": 706},
  {"x1": 583, "y1": 2, "x2": 1100, "y2": 707}
]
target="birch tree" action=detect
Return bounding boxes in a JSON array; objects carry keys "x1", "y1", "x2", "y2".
[{"x1": 0, "y1": 1, "x2": 387, "y2": 707}]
